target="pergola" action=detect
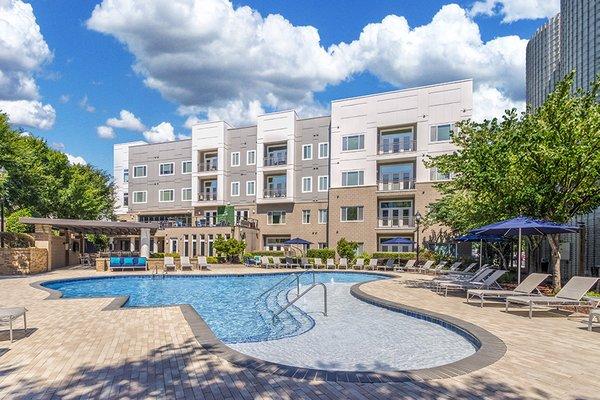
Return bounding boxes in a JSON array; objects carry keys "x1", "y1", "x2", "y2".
[{"x1": 20, "y1": 217, "x2": 159, "y2": 259}]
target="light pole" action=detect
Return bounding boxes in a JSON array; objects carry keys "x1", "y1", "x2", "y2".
[
  {"x1": 0, "y1": 166, "x2": 6, "y2": 249},
  {"x1": 414, "y1": 211, "x2": 422, "y2": 265}
]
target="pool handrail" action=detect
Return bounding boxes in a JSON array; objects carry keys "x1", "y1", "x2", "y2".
[
  {"x1": 272, "y1": 282, "x2": 327, "y2": 322},
  {"x1": 258, "y1": 269, "x2": 316, "y2": 298}
]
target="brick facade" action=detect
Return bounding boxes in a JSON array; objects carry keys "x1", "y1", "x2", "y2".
[{"x1": 0, "y1": 248, "x2": 48, "y2": 275}]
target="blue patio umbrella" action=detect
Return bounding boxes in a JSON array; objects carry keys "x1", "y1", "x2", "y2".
[
  {"x1": 283, "y1": 238, "x2": 312, "y2": 245},
  {"x1": 382, "y1": 237, "x2": 414, "y2": 245},
  {"x1": 471, "y1": 216, "x2": 579, "y2": 283}
]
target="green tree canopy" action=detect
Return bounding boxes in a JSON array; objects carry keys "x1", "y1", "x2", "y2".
[
  {"x1": 0, "y1": 113, "x2": 114, "y2": 222},
  {"x1": 426, "y1": 72, "x2": 600, "y2": 289}
]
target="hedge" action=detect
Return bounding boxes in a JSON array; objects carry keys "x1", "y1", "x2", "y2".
[
  {"x1": 149, "y1": 252, "x2": 180, "y2": 259},
  {"x1": 245, "y1": 251, "x2": 284, "y2": 257},
  {"x1": 306, "y1": 248, "x2": 336, "y2": 262}
]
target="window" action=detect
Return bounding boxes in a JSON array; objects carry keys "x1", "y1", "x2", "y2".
[
  {"x1": 170, "y1": 238, "x2": 178, "y2": 253},
  {"x1": 355, "y1": 243, "x2": 364, "y2": 255},
  {"x1": 342, "y1": 134, "x2": 365, "y2": 151},
  {"x1": 318, "y1": 242, "x2": 327, "y2": 249},
  {"x1": 159, "y1": 163, "x2": 174, "y2": 176},
  {"x1": 318, "y1": 142, "x2": 329, "y2": 159},
  {"x1": 133, "y1": 165, "x2": 147, "y2": 178},
  {"x1": 246, "y1": 150, "x2": 256, "y2": 165},
  {"x1": 318, "y1": 209, "x2": 328, "y2": 224},
  {"x1": 302, "y1": 177, "x2": 312, "y2": 193},
  {"x1": 318, "y1": 175, "x2": 329, "y2": 192},
  {"x1": 132, "y1": 191, "x2": 147, "y2": 203},
  {"x1": 231, "y1": 181, "x2": 240, "y2": 196},
  {"x1": 302, "y1": 210, "x2": 311, "y2": 224},
  {"x1": 159, "y1": 189, "x2": 174, "y2": 202},
  {"x1": 246, "y1": 180, "x2": 256, "y2": 196},
  {"x1": 302, "y1": 144, "x2": 313, "y2": 160},
  {"x1": 430, "y1": 124, "x2": 454, "y2": 142},
  {"x1": 430, "y1": 167, "x2": 451, "y2": 181},
  {"x1": 342, "y1": 170, "x2": 364, "y2": 186},
  {"x1": 267, "y1": 211, "x2": 286, "y2": 225},
  {"x1": 182, "y1": 160, "x2": 192, "y2": 174},
  {"x1": 341, "y1": 206, "x2": 364, "y2": 222},
  {"x1": 123, "y1": 192, "x2": 129, "y2": 206},
  {"x1": 231, "y1": 152, "x2": 240, "y2": 167},
  {"x1": 123, "y1": 168, "x2": 129, "y2": 183},
  {"x1": 181, "y1": 188, "x2": 192, "y2": 201}
]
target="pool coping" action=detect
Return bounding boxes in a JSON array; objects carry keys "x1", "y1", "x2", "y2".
[{"x1": 30, "y1": 271, "x2": 506, "y2": 383}]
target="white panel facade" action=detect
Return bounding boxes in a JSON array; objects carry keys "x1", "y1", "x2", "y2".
[{"x1": 113, "y1": 141, "x2": 146, "y2": 215}]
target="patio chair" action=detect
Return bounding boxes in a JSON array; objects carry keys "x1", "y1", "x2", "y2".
[
  {"x1": 440, "y1": 269, "x2": 506, "y2": 297},
  {"x1": 417, "y1": 260, "x2": 435, "y2": 274},
  {"x1": 272, "y1": 257, "x2": 284, "y2": 268},
  {"x1": 285, "y1": 257, "x2": 299, "y2": 268},
  {"x1": 354, "y1": 258, "x2": 365, "y2": 270},
  {"x1": 434, "y1": 264, "x2": 490, "y2": 281},
  {"x1": 338, "y1": 258, "x2": 348, "y2": 270},
  {"x1": 433, "y1": 267, "x2": 494, "y2": 291},
  {"x1": 505, "y1": 276, "x2": 599, "y2": 318},
  {"x1": 164, "y1": 256, "x2": 176, "y2": 272},
  {"x1": 198, "y1": 256, "x2": 210, "y2": 270},
  {"x1": 588, "y1": 299, "x2": 600, "y2": 331},
  {"x1": 313, "y1": 258, "x2": 324, "y2": 269},
  {"x1": 366, "y1": 258, "x2": 378, "y2": 270},
  {"x1": 379, "y1": 259, "x2": 395, "y2": 271},
  {"x1": 0, "y1": 307, "x2": 27, "y2": 343},
  {"x1": 326, "y1": 258, "x2": 336, "y2": 269},
  {"x1": 300, "y1": 258, "x2": 312, "y2": 269},
  {"x1": 429, "y1": 261, "x2": 448, "y2": 274},
  {"x1": 395, "y1": 259, "x2": 415, "y2": 272},
  {"x1": 180, "y1": 256, "x2": 193, "y2": 271},
  {"x1": 467, "y1": 273, "x2": 549, "y2": 307}
]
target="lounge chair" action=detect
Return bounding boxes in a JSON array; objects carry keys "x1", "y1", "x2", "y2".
[
  {"x1": 436, "y1": 268, "x2": 499, "y2": 295},
  {"x1": 505, "y1": 276, "x2": 599, "y2": 318},
  {"x1": 429, "y1": 261, "x2": 448, "y2": 274},
  {"x1": 441, "y1": 269, "x2": 506, "y2": 297},
  {"x1": 272, "y1": 257, "x2": 284, "y2": 268},
  {"x1": 467, "y1": 273, "x2": 549, "y2": 307},
  {"x1": 285, "y1": 257, "x2": 299, "y2": 268},
  {"x1": 300, "y1": 258, "x2": 312, "y2": 269},
  {"x1": 164, "y1": 256, "x2": 176, "y2": 272},
  {"x1": 338, "y1": 258, "x2": 348, "y2": 270},
  {"x1": 395, "y1": 259, "x2": 415, "y2": 272},
  {"x1": 443, "y1": 261, "x2": 463, "y2": 273},
  {"x1": 589, "y1": 306, "x2": 600, "y2": 331},
  {"x1": 417, "y1": 260, "x2": 435, "y2": 274},
  {"x1": 379, "y1": 259, "x2": 395, "y2": 271},
  {"x1": 198, "y1": 256, "x2": 210, "y2": 270},
  {"x1": 313, "y1": 258, "x2": 324, "y2": 269},
  {"x1": 434, "y1": 264, "x2": 491, "y2": 282},
  {"x1": 326, "y1": 258, "x2": 336, "y2": 269},
  {"x1": 0, "y1": 307, "x2": 27, "y2": 342},
  {"x1": 180, "y1": 256, "x2": 193, "y2": 271},
  {"x1": 366, "y1": 258, "x2": 378, "y2": 270},
  {"x1": 354, "y1": 258, "x2": 365, "y2": 270}
]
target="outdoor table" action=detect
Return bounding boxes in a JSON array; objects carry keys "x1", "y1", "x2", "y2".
[{"x1": 0, "y1": 307, "x2": 27, "y2": 342}]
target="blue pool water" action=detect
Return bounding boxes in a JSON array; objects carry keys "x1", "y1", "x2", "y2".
[{"x1": 43, "y1": 272, "x2": 384, "y2": 344}]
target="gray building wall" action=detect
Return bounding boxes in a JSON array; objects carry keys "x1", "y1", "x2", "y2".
[
  {"x1": 128, "y1": 140, "x2": 193, "y2": 213},
  {"x1": 294, "y1": 116, "x2": 330, "y2": 203},
  {"x1": 226, "y1": 126, "x2": 257, "y2": 206}
]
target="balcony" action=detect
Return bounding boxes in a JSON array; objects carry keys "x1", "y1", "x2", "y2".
[
  {"x1": 378, "y1": 139, "x2": 416, "y2": 154},
  {"x1": 378, "y1": 216, "x2": 414, "y2": 229},
  {"x1": 198, "y1": 191, "x2": 218, "y2": 201},
  {"x1": 377, "y1": 179, "x2": 416, "y2": 191},
  {"x1": 263, "y1": 188, "x2": 287, "y2": 199},
  {"x1": 194, "y1": 217, "x2": 258, "y2": 229},
  {"x1": 264, "y1": 154, "x2": 287, "y2": 167},
  {"x1": 198, "y1": 160, "x2": 218, "y2": 172}
]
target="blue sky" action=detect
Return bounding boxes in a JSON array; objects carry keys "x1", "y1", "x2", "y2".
[{"x1": 2, "y1": 0, "x2": 559, "y2": 173}]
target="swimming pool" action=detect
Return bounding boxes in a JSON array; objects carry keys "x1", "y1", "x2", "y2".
[{"x1": 42, "y1": 272, "x2": 480, "y2": 372}]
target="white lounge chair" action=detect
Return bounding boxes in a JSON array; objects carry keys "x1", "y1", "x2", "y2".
[
  {"x1": 417, "y1": 260, "x2": 435, "y2": 274},
  {"x1": 438, "y1": 269, "x2": 505, "y2": 296},
  {"x1": 338, "y1": 258, "x2": 348, "y2": 269},
  {"x1": 272, "y1": 257, "x2": 284, "y2": 268},
  {"x1": 394, "y1": 259, "x2": 415, "y2": 272},
  {"x1": 588, "y1": 303, "x2": 600, "y2": 331},
  {"x1": 434, "y1": 265, "x2": 491, "y2": 282},
  {"x1": 164, "y1": 256, "x2": 176, "y2": 272},
  {"x1": 326, "y1": 258, "x2": 336, "y2": 269},
  {"x1": 354, "y1": 258, "x2": 365, "y2": 270},
  {"x1": 285, "y1": 257, "x2": 299, "y2": 268},
  {"x1": 0, "y1": 307, "x2": 27, "y2": 342},
  {"x1": 365, "y1": 259, "x2": 378, "y2": 270},
  {"x1": 313, "y1": 258, "x2": 324, "y2": 269},
  {"x1": 467, "y1": 273, "x2": 549, "y2": 307},
  {"x1": 198, "y1": 256, "x2": 210, "y2": 270},
  {"x1": 429, "y1": 261, "x2": 448, "y2": 274},
  {"x1": 300, "y1": 258, "x2": 312, "y2": 269},
  {"x1": 505, "y1": 276, "x2": 599, "y2": 318},
  {"x1": 180, "y1": 256, "x2": 193, "y2": 271}
]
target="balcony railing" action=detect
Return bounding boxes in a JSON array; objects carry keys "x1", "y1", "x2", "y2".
[
  {"x1": 264, "y1": 154, "x2": 287, "y2": 166},
  {"x1": 198, "y1": 161, "x2": 218, "y2": 172},
  {"x1": 378, "y1": 139, "x2": 416, "y2": 154},
  {"x1": 377, "y1": 179, "x2": 416, "y2": 191},
  {"x1": 263, "y1": 188, "x2": 287, "y2": 198},
  {"x1": 194, "y1": 217, "x2": 259, "y2": 229},
  {"x1": 198, "y1": 192, "x2": 217, "y2": 201},
  {"x1": 378, "y1": 216, "x2": 414, "y2": 228}
]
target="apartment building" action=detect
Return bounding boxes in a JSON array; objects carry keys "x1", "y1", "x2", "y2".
[{"x1": 114, "y1": 79, "x2": 473, "y2": 257}]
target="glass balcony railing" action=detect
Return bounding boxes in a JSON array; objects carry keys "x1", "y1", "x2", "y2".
[
  {"x1": 263, "y1": 188, "x2": 287, "y2": 198},
  {"x1": 378, "y1": 139, "x2": 416, "y2": 154},
  {"x1": 377, "y1": 179, "x2": 416, "y2": 191},
  {"x1": 198, "y1": 191, "x2": 217, "y2": 201},
  {"x1": 264, "y1": 153, "x2": 287, "y2": 166},
  {"x1": 198, "y1": 161, "x2": 218, "y2": 172},
  {"x1": 378, "y1": 216, "x2": 414, "y2": 228}
]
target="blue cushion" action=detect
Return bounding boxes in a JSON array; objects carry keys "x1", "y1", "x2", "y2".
[
  {"x1": 110, "y1": 257, "x2": 122, "y2": 266},
  {"x1": 136, "y1": 257, "x2": 147, "y2": 266},
  {"x1": 122, "y1": 257, "x2": 134, "y2": 266}
]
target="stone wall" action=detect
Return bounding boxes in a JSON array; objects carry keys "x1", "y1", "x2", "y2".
[{"x1": 0, "y1": 248, "x2": 48, "y2": 275}]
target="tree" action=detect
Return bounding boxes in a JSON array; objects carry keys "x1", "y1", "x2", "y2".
[
  {"x1": 213, "y1": 235, "x2": 246, "y2": 262},
  {"x1": 426, "y1": 72, "x2": 600, "y2": 289},
  {"x1": 336, "y1": 238, "x2": 359, "y2": 262}
]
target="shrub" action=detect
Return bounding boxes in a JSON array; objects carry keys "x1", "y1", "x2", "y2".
[
  {"x1": 245, "y1": 251, "x2": 284, "y2": 257},
  {"x1": 357, "y1": 252, "x2": 371, "y2": 265},
  {"x1": 206, "y1": 256, "x2": 219, "y2": 264},
  {"x1": 336, "y1": 238, "x2": 358, "y2": 261},
  {"x1": 306, "y1": 248, "x2": 335, "y2": 262},
  {"x1": 149, "y1": 252, "x2": 180, "y2": 259},
  {"x1": 213, "y1": 235, "x2": 246, "y2": 262}
]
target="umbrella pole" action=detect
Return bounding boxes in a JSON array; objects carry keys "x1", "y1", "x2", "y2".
[
  {"x1": 479, "y1": 239, "x2": 482, "y2": 268},
  {"x1": 518, "y1": 228, "x2": 522, "y2": 284}
]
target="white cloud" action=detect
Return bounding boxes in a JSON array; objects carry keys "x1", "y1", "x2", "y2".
[
  {"x1": 106, "y1": 109, "x2": 146, "y2": 131},
  {"x1": 0, "y1": 99, "x2": 55, "y2": 129},
  {"x1": 470, "y1": 0, "x2": 560, "y2": 23},
  {"x1": 65, "y1": 153, "x2": 87, "y2": 165},
  {"x1": 0, "y1": 0, "x2": 55, "y2": 129},
  {"x1": 473, "y1": 84, "x2": 525, "y2": 121},
  {"x1": 96, "y1": 125, "x2": 115, "y2": 139},
  {"x1": 143, "y1": 122, "x2": 176, "y2": 143},
  {"x1": 78, "y1": 95, "x2": 95, "y2": 113}
]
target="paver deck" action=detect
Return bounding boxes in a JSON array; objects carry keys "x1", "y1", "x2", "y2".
[{"x1": 0, "y1": 266, "x2": 598, "y2": 399}]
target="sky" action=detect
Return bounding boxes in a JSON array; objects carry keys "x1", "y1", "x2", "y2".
[{"x1": 1, "y1": 0, "x2": 560, "y2": 173}]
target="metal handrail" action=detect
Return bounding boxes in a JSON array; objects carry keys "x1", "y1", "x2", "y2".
[
  {"x1": 272, "y1": 282, "x2": 327, "y2": 322},
  {"x1": 258, "y1": 270, "x2": 315, "y2": 298}
]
